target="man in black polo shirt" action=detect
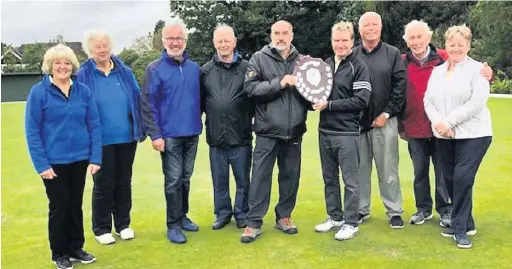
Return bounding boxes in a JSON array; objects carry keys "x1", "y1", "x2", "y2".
[{"x1": 352, "y1": 12, "x2": 407, "y2": 229}]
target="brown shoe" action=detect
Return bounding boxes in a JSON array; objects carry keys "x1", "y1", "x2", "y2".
[
  {"x1": 240, "y1": 227, "x2": 261, "y2": 243},
  {"x1": 275, "y1": 217, "x2": 298, "y2": 234}
]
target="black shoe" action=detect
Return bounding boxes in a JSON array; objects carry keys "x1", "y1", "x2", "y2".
[
  {"x1": 69, "y1": 249, "x2": 96, "y2": 264},
  {"x1": 358, "y1": 213, "x2": 370, "y2": 224},
  {"x1": 182, "y1": 217, "x2": 199, "y2": 232},
  {"x1": 236, "y1": 219, "x2": 247, "y2": 229},
  {"x1": 53, "y1": 256, "x2": 73, "y2": 269},
  {"x1": 454, "y1": 233, "x2": 472, "y2": 249},
  {"x1": 441, "y1": 227, "x2": 477, "y2": 237},
  {"x1": 389, "y1": 216, "x2": 405, "y2": 229},
  {"x1": 212, "y1": 219, "x2": 231, "y2": 230}
]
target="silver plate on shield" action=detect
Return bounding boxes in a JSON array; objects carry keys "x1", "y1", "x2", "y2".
[{"x1": 293, "y1": 57, "x2": 333, "y2": 103}]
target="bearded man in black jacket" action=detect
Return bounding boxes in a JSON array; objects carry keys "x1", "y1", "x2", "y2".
[{"x1": 240, "y1": 20, "x2": 311, "y2": 243}]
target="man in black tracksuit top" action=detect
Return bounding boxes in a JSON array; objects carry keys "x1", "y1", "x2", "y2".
[
  {"x1": 240, "y1": 20, "x2": 311, "y2": 243},
  {"x1": 200, "y1": 25, "x2": 253, "y2": 231},
  {"x1": 313, "y1": 21, "x2": 371, "y2": 241}
]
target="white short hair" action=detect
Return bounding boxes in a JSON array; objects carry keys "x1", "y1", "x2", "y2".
[
  {"x1": 213, "y1": 24, "x2": 235, "y2": 39},
  {"x1": 162, "y1": 18, "x2": 189, "y2": 39},
  {"x1": 82, "y1": 30, "x2": 113, "y2": 58},
  {"x1": 403, "y1": 20, "x2": 433, "y2": 40},
  {"x1": 358, "y1": 12, "x2": 382, "y2": 27},
  {"x1": 41, "y1": 44, "x2": 80, "y2": 74}
]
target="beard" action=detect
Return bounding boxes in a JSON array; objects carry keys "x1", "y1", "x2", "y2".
[
  {"x1": 272, "y1": 42, "x2": 288, "y2": 52},
  {"x1": 166, "y1": 47, "x2": 185, "y2": 58}
]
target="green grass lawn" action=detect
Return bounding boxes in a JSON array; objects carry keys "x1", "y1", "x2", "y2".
[{"x1": 2, "y1": 98, "x2": 512, "y2": 269}]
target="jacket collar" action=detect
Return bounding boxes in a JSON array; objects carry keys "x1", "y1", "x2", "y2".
[
  {"x1": 80, "y1": 55, "x2": 127, "y2": 75},
  {"x1": 361, "y1": 40, "x2": 383, "y2": 55},
  {"x1": 326, "y1": 50, "x2": 355, "y2": 64},
  {"x1": 405, "y1": 43, "x2": 445, "y2": 66},
  {"x1": 262, "y1": 44, "x2": 299, "y2": 62},
  {"x1": 213, "y1": 51, "x2": 241, "y2": 68}
]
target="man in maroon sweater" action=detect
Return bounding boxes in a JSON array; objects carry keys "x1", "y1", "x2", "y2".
[{"x1": 399, "y1": 20, "x2": 493, "y2": 227}]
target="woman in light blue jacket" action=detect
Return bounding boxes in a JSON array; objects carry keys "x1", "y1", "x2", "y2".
[
  {"x1": 424, "y1": 25, "x2": 492, "y2": 249},
  {"x1": 77, "y1": 31, "x2": 145, "y2": 245}
]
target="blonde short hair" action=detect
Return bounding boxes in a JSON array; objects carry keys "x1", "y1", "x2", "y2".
[
  {"x1": 403, "y1": 20, "x2": 433, "y2": 40},
  {"x1": 41, "y1": 44, "x2": 80, "y2": 74},
  {"x1": 82, "y1": 30, "x2": 113, "y2": 58},
  {"x1": 332, "y1": 21, "x2": 354, "y2": 39},
  {"x1": 445, "y1": 25, "x2": 472, "y2": 45}
]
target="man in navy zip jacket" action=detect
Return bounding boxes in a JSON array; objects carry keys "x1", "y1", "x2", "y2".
[
  {"x1": 200, "y1": 25, "x2": 253, "y2": 231},
  {"x1": 141, "y1": 20, "x2": 202, "y2": 244}
]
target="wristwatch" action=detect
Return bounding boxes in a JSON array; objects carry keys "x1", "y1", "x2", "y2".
[{"x1": 383, "y1": 112, "x2": 390, "y2": 119}]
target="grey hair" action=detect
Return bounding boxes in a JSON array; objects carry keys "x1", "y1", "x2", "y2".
[
  {"x1": 82, "y1": 30, "x2": 113, "y2": 58},
  {"x1": 213, "y1": 23, "x2": 235, "y2": 39},
  {"x1": 162, "y1": 18, "x2": 189, "y2": 39},
  {"x1": 358, "y1": 11, "x2": 382, "y2": 27},
  {"x1": 403, "y1": 20, "x2": 433, "y2": 40}
]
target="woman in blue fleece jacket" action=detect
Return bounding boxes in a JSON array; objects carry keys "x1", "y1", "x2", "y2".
[
  {"x1": 77, "y1": 31, "x2": 145, "y2": 245},
  {"x1": 25, "y1": 44, "x2": 102, "y2": 269}
]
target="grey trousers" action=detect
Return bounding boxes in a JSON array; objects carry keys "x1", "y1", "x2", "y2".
[
  {"x1": 319, "y1": 134, "x2": 360, "y2": 227},
  {"x1": 359, "y1": 117, "x2": 404, "y2": 217}
]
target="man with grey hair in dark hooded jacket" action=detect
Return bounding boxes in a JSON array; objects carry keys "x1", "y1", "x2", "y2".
[{"x1": 240, "y1": 20, "x2": 311, "y2": 243}]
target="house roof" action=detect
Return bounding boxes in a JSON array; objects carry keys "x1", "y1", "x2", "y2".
[
  {"x1": 7, "y1": 42, "x2": 87, "y2": 59},
  {"x1": 0, "y1": 48, "x2": 23, "y2": 61}
]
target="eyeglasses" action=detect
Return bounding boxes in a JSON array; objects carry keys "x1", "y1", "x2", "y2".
[{"x1": 163, "y1": 37, "x2": 187, "y2": 43}]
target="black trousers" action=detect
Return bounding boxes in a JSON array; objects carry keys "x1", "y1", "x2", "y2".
[
  {"x1": 408, "y1": 138, "x2": 451, "y2": 214},
  {"x1": 319, "y1": 134, "x2": 360, "y2": 226},
  {"x1": 436, "y1": 137, "x2": 492, "y2": 234},
  {"x1": 246, "y1": 136, "x2": 302, "y2": 229},
  {"x1": 43, "y1": 160, "x2": 88, "y2": 260},
  {"x1": 92, "y1": 142, "x2": 137, "y2": 235}
]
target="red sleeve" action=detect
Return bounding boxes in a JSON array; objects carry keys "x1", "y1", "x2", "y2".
[{"x1": 438, "y1": 49, "x2": 449, "y2": 61}]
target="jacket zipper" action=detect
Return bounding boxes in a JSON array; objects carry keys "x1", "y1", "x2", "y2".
[{"x1": 287, "y1": 61, "x2": 292, "y2": 140}]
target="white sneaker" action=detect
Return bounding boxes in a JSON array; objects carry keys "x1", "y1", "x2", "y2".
[
  {"x1": 314, "y1": 218, "x2": 344, "y2": 232},
  {"x1": 95, "y1": 233, "x2": 115, "y2": 245},
  {"x1": 334, "y1": 224, "x2": 359, "y2": 241},
  {"x1": 118, "y1": 228, "x2": 135, "y2": 240}
]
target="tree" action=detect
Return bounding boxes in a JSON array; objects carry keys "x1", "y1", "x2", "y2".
[
  {"x1": 132, "y1": 50, "x2": 161, "y2": 86},
  {"x1": 170, "y1": 1, "x2": 349, "y2": 64},
  {"x1": 362, "y1": 1, "x2": 476, "y2": 51},
  {"x1": 470, "y1": 1, "x2": 512, "y2": 76},
  {"x1": 152, "y1": 19, "x2": 166, "y2": 51},
  {"x1": 130, "y1": 33, "x2": 154, "y2": 55},
  {"x1": 117, "y1": 48, "x2": 139, "y2": 67},
  {"x1": 20, "y1": 43, "x2": 46, "y2": 72}
]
